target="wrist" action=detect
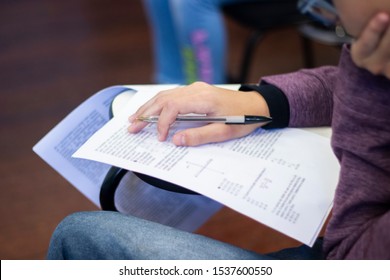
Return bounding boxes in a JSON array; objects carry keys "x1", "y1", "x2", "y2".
[
  {"x1": 239, "y1": 84, "x2": 290, "y2": 129},
  {"x1": 242, "y1": 90, "x2": 270, "y2": 118}
]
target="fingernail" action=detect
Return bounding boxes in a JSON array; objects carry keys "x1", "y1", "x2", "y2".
[
  {"x1": 127, "y1": 118, "x2": 139, "y2": 132},
  {"x1": 173, "y1": 133, "x2": 186, "y2": 146},
  {"x1": 128, "y1": 124, "x2": 136, "y2": 133}
]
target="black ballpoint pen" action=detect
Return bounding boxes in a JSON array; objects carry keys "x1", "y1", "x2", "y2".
[{"x1": 136, "y1": 115, "x2": 272, "y2": 124}]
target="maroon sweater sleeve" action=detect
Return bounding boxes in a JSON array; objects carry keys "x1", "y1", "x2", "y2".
[
  {"x1": 323, "y1": 48, "x2": 390, "y2": 259},
  {"x1": 257, "y1": 46, "x2": 390, "y2": 259}
]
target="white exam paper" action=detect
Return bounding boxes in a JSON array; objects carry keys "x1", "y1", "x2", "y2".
[
  {"x1": 33, "y1": 86, "x2": 127, "y2": 203},
  {"x1": 74, "y1": 85, "x2": 340, "y2": 246},
  {"x1": 33, "y1": 85, "x2": 222, "y2": 232}
]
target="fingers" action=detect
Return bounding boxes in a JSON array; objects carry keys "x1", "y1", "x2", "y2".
[
  {"x1": 128, "y1": 82, "x2": 220, "y2": 140},
  {"x1": 352, "y1": 13, "x2": 389, "y2": 58},
  {"x1": 172, "y1": 123, "x2": 259, "y2": 147},
  {"x1": 155, "y1": 99, "x2": 182, "y2": 141},
  {"x1": 127, "y1": 87, "x2": 185, "y2": 135},
  {"x1": 127, "y1": 82, "x2": 269, "y2": 145},
  {"x1": 351, "y1": 12, "x2": 390, "y2": 77}
]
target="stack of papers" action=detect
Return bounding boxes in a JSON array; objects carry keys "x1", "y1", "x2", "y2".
[{"x1": 35, "y1": 84, "x2": 340, "y2": 246}]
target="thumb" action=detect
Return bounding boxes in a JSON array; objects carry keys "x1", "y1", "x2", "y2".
[{"x1": 172, "y1": 123, "x2": 257, "y2": 147}]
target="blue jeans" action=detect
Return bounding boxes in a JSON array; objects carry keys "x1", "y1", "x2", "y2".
[
  {"x1": 47, "y1": 211, "x2": 324, "y2": 260},
  {"x1": 142, "y1": 0, "x2": 259, "y2": 84}
]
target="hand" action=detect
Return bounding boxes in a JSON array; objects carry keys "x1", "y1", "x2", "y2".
[
  {"x1": 351, "y1": 12, "x2": 390, "y2": 78},
  {"x1": 128, "y1": 82, "x2": 270, "y2": 146}
]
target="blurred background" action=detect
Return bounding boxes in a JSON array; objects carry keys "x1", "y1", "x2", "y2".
[{"x1": 0, "y1": 0, "x2": 340, "y2": 259}]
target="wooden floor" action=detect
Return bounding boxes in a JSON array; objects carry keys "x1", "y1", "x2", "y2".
[{"x1": 0, "y1": 0, "x2": 340, "y2": 259}]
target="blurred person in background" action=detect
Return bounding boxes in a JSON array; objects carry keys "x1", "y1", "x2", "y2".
[{"x1": 142, "y1": 0, "x2": 261, "y2": 84}]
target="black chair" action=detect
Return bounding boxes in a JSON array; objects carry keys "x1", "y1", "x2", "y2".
[
  {"x1": 297, "y1": 22, "x2": 352, "y2": 67},
  {"x1": 222, "y1": 0, "x2": 351, "y2": 82},
  {"x1": 100, "y1": 165, "x2": 199, "y2": 211},
  {"x1": 222, "y1": 0, "x2": 309, "y2": 82},
  {"x1": 100, "y1": 98, "x2": 198, "y2": 212}
]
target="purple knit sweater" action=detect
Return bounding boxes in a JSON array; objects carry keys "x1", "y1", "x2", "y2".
[{"x1": 262, "y1": 46, "x2": 390, "y2": 259}]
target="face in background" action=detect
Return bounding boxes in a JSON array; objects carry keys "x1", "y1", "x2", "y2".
[{"x1": 333, "y1": 0, "x2": 390, "y2": 38}]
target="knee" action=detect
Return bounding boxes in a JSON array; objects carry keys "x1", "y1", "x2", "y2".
[
  {"x1": 53, "y1": 211, "x2": 97, "y2": 234},
  {"x1": 51, "y1": 211, "x2": 121, "y2": 240},
  {"x1": 47, "y1": 211, "x2": 128, "y2": 259},
  {"x1": 48, "y1": 212, "x2": 100, "y2": 248}
]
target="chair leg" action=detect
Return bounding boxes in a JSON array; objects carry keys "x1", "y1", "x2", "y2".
[
  {"x1": 100, "y1": 167, "x2": 128, "y2": 211},
  {"x1": 235, "y1": 30, "x2": 264, "y2": 83}
]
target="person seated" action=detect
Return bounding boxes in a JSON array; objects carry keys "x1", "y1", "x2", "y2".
[{"x1": 47, "y1": 0, "x2": 390, "y2": 259}]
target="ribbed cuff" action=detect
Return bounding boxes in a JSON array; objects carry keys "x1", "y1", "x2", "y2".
[{"x1": 239, "y1": 84, "x2": 290, "y2": 129}]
